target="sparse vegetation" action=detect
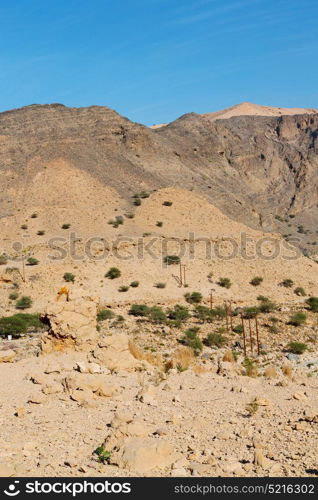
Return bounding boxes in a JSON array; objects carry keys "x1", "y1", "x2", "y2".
[
  {"x1": 156, "y1": 221, "x2": 163, "y2": 227},
  {"x1": 250, "y1": 276, "x2": 263, "y2": 286},
  {"x1": 105, "y1": 267, "x2": 121, "y2": 279},
  {"x1": 163, "y1": 255, "x2": 180, "y2": 265},
  {"x1": 288, "y1": 312, "x2": 307, "y2": 326},
  {"x1": 61, "y1": 224, "x2": 71, "y2": 229},
  {"x1": 163, "y1": 201, "x2": 173, "y2": 206},
  {"x1": 129, "y1": 304, "x2": 150, "y2": 317},
  {"x1": 167, "y1": 304, "x2": 190, "y2": 322},
  {"x1": 294, "y1": 287, "x2": 306, "y2": 297},
  {"x1": 305, "y1": 296, "x2": 318, "y2": 312},
  {"x1": 184, "y1": 291, "x2": 202, "y2": 304},
  {"x1": 9, "y1": 292, "x2": 19, "y2": 301},
  {"x1": 118, "y1": 285, "x2": 129, "y2": 292},
  {"x1": 27, "y1": 257, "x2": 39, "y2": 266},
  {"x1": 288, "y1": 341, "x2": 308, "y2": 354},
  {"x1": 243, "y1": 357, "x2": 258, "y2": 377},
  {"x1": 16, "y1": 296, "x2": 33, "y2": 310},
  {"x1": 246, "y1": 401, "x2": 259, "y2": 416},
  {"x1": 130, "y1": 281, "x2": 139, "y2": 288},
  {"x1": 147, "y1": 306, "x2": 167, "y2": 324},
  {"x1": 183, "y1": 328, "x2": 203, "y2": 355},
  {"x1": 63, "y1": 272, "x2": 75, "y2": 283},
  {"x1": 155, "y1": 282, "x2": 166, "y2": 288},
  {"x1": 37, "y1": 230, "x2": 45, "y2": 236},
  {"x1": 280, "y1": 279, "x2": 294, "y2": 288},
  {"x1": 205, "y1": 331, "x2": 227, "y2": 348},
  {"x1": 0, "y1": 255, "x2": 8, "y2": 265},
  {"x1": 97, "y1": 309, "x2": 115, "y2": 322},
  {"x1": 94, "y1": 446, "x2": 111, "y2": 464},
  {"x1": 257, "y1": 296, "x2": 277, "y2": 313},
  {"x1": 21, "y1": 224, "x2": 28, "y2": 230},
  {"x1": 0, "y1": 313, "x2": 44, "y2": 337},
  {"x1": 217, "y1": 277, "x2": 232, "y2": 288}
]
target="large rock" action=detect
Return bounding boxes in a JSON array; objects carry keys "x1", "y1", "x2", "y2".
[
  {"x1": 110, "y1": 437, "x2": 180, "y2": 473},
  {"x1": 41, "y1": 291, "x2": 98, "y2": 353},
  {"x1": 0, "y1": 349, "x2": 16, "y2": 363},
  {"x1": 92, "y1": 334, "x2": 140, "y2": 371}
]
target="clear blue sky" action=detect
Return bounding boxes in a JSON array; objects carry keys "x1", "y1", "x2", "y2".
[{"x1": 0, "y1": 0, "x2": 317, "y2": 125}]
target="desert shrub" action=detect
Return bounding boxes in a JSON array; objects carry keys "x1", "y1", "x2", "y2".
[
  {"x1": 268, "y1": 324, "x2": 279, "y2": 334},
  {"x1": 156, "y1": 221, "x2": 163, "y2": 227},
  {"x1": 167, "y1": 304, "x2": 190, "y2": 322},
  {"x1": 21, "y1": 224, "x2": 28, "y2": 230},
  {"x1": 133, "y1": 197, "x2": 141, "y2": 206},
  {"x1": 118, "y1": 285, "x2": 129, "y2": 292},
  {"x1": 193, "y1": 305, "x2": 214, "y2": 323},
  {"x1": 211, "y1": 307, "x2": 226, "y2": 318},
  {"x1": 139, "y1": 191, "x2": 150, "y2": 199},
  {"x1": 143, "y1": 232, "x2": 151, "y2": 237},
  {"x1": 250, "y1": 276, "x2": 263, "y2": 286},
  {"x1": 184, "y1": 328, "x2": 203, "y2": 354},
  {"x1": 163, "y1": 201, "x2": 173, "y2": 206},
  {"x1": 184, "y1": 291, "x2": 202, "y2": 304},
  {"x1": 115, "y1": 215, "x2": 124, "y2": 225},
  {"x1": 243, "y1": 357, "x2": 258, "y2": 377},
  {"x1": 218, "y1": 277, "x2": 232, "y2": 288},
  {"x1": 125, "y1": 213, "x2": 134, "y2": 219},
  {"x1": 280, "y1": 279, "x2": 294, "y2": 288},
  {"x1": 9, "y1": 292, "x2": 19, "y2": 301},
  {"x1": 288, "y1": 312, "x2": 307, "y2": 326},
  {"x1": 94, "y1": 446, "x2": 111, "y2": 464},
  {"x1": 242, "y1": 306, "x2": 259, "y2": 319},
  {"x1": 27, "y1": 257, "x2": 39, "y2": 266},
  {"x1": 205, "y1": 331, "x2": 227, "y2": 348},
  {"x1": 129, "y1": 304, "x2": 150, "y2": 317},
  {"x1": 97, "y1": 309, "x2": 115, "y2": 322},
  {"x1": 257, "y1": 297, "x2": 277, "y2": 313},
  {"x1": 16, "y1": 296, "x2": 33, "y2": 310},
  {"x1": 63, "y1": 272, "x2": 75, "y2": 283},
  {"x1": 130, "y1": 281, "x2": 139, "y2": 288},
  {"x1": 294, "y1": 287, "x2": 306, "y2": 297},
  {"x1": 163, "y1": 255, "x2": 180, "y2": 265},
  {"x1": 233, "y1": 324, "x2": 243, "y2": 334},
  {"x1": 147, "y1": 306, "x2": 167, "y2": 324},
  {"x1": 31, "y1": 213, "x2": 38, "y2": 218},
  {"x1": 0, "y1": 313, "x2": 43, "y2": 337},
  {"x1": 246, "y1": 401, "x2": 259, "y2": 416},
  {"x1": 288, "y1": 341, "x2": 307, "y2": 354},
  {"x1": 105, "y1": 267, "x2": 121, "y2": 279},
  {"x1": 155, "y1": 282, "x2": 166, "y2": 288},
  {"x1": 305, "y1": 296, "x2": 318, "y2": 312},
  {"x1": 61, "y1": 223, "x2": 71, "y2": 229},
  {"x1": 37, "y1": 230, "x2": 45, "y2": 236},
  {"x1": 0, "y1": 254, "x2": 8, "y2": 265}
]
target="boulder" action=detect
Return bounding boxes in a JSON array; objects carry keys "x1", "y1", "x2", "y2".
[
  {"x1": 92, "y1": 334, "x2": 140, "y2": 371},
  {"x1": 41, "y1": 291, "x2": 98, "y2": 353}
]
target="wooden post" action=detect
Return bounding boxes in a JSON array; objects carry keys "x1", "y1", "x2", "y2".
[
  {"x1": 248, "y1": 317, "x2": 253, "y2": 354},
  {"x1": 183, "y1": 265, "x2": 187, "y2": 287},
  {"x1": 22, "y1": 255, "x2": 26, "y2": 282},
  {"x1": 225, "y1": 301, "x2": 229, "y2": 333},
  {"x1": 210, "y1": 290, "x2": 213, "y2": 311},
  {"x1": 241, "y1": 315, "x2": 246, "y2": 356},
  {"x1": 229, "y1": 300, "x2": 233, "y2": 330},
  {"x1": 255, "y1": 316, "x2": 260, "y2": 356},
  {"x1": 179, "y1": 262, "x2": 183, "y2": 287}
]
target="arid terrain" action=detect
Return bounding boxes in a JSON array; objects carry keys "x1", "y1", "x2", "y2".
[{"x1": 0, "y1": 102, "x2": 317, "y2": 478}]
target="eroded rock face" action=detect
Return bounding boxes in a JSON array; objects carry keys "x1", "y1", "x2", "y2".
[
  {"x1": 92, "y1": 334, "x2": 140, "y2": 371},
  {"x1": 41, "y1": 292, "x2": 98, "y2": 353}
]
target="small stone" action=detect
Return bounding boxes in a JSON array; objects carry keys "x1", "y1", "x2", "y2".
[{"x1": 293, "y1": 392, "x2": 307, "y2": 401}]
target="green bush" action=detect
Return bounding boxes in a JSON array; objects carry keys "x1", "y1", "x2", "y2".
[
  {"x1": 21, "y1": 224, "x2": 28, "y2": 230},
  {"x1": 193, "y1": 305, "x2": 214, "y2": 323},
  {"x1": 167, "y1": 304, "x2": 190, "y2": 322},
  {"x1": 64, "y1": 272, "x2": 75, "y2": 283},
  {"x1": 0, "y1": 254, "x2": 8, "y2": 265},
  {"x1": 305, "y1": 296, "x2": 318, "y2": 312},
  {"x1": 61, "y1": 223, "x2": 71, "y2": 229},
  {"x1": 242, "y1": 306, "x2": 259, "y2": 319},
  {"x1": 37, "y1": 230, "x2": 45, "y2": 236},
  {"x1": 155, "y1": 282, "x2": 166, "y2": 288},
  {"x1": 280, "y1": 279, "x2": 294, "y2": 288},
  {"x1": 250, "y1": 276, "x2": 263, "y2": 286},
  {"x1": 0, "y1": 313, "x2": 44, "y2": 337},
  {"x1": 27, "y1": 257, "x2": 39, "y2": 266},
  {"x1": 105, "y1": 267, "x2": 121, "y2": 279},
  {"x1": 257, "y1": 297, "x2": 277, "y2": 313},
  {"x1": 147, "y1": 306, "x2": 167, "y2": 324},
  {"x1": 163, "y1": 201, "x2": 173, "y2": 206},
  {"x1": 31, "y1": 213, "x2": 38, "y2": 218},
  {"x1": 97, "y1": 309, "x2": 115, "y2": 321},
  {"x1": 218, "y1": 277, "x2": 232, "y2": 289},
  {"x1": 118, "y1": 285, "x2": 129, "y2": 292},
  {"x1": 94, "y1": 446, "x2": 111, "y2": 464},
  {"x1": 289, "y1": 312, "x2": 307, "y2": 326},
  {"x1": 156, "y1": 221, "x2": 163, "y2": 227},
  {"x1": 232, "y1": 324, "x2": 243, "y2": 334},
  {"x1": 184, "y1": 291, "x2": 203, "y2": 304},
  {"x1": 133, "y1": 197, "x2": 141, "y2": 206},
  {"x1": 129, "y1": 304, "x2": 150, "y2": 317},
  {"x1": 163, "y1": 255, "x2": 180, "y2": 265},
  {"x1": 9, "y1": 292, "x2": 19, "y2": 301},
  {"x1": 16, "y1": 296, "x2": 33, "y2": 310},
  {"x1": 288, "y1": 341, "x2": 307, "y2": 354},
  {"x1": 294, "y1": 287, "x2": 306, "y2": 297},
  {"x1": 184, "y1": 328, "x2": 203, "y2": 354},
  {"x1": 130, "y1": 281, "x2": 139, "y2": 288},
  {"x1": 205, "y1": 332, "x2": 227, "y2": 348}
]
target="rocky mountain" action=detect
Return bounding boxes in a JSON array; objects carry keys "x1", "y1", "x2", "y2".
[{"x1": 0, "y1": 102, "x2": 318, "y2": 254}]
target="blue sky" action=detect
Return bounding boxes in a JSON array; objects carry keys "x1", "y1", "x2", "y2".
[{"x1": 0, "y1": 0, "x2": 317, "y2": 125}]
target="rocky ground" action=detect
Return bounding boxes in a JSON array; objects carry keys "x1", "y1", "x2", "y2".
[{"x1": 0, "y1": 294, "x2": 317, "y2": 478}]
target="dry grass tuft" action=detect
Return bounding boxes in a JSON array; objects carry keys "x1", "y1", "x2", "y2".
[
  {"x1": 264, "y1": 365, "x2": 277, "y2": 379},
  {"x1": 223, "y1": 350, "x2": 235, "y2": 362},
  {"x1": 128, "y1": 340, "x2": 163, "y2": 368},
  {"x1": 282, "y1": 364, "x2": 293, "y2": 379}
]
